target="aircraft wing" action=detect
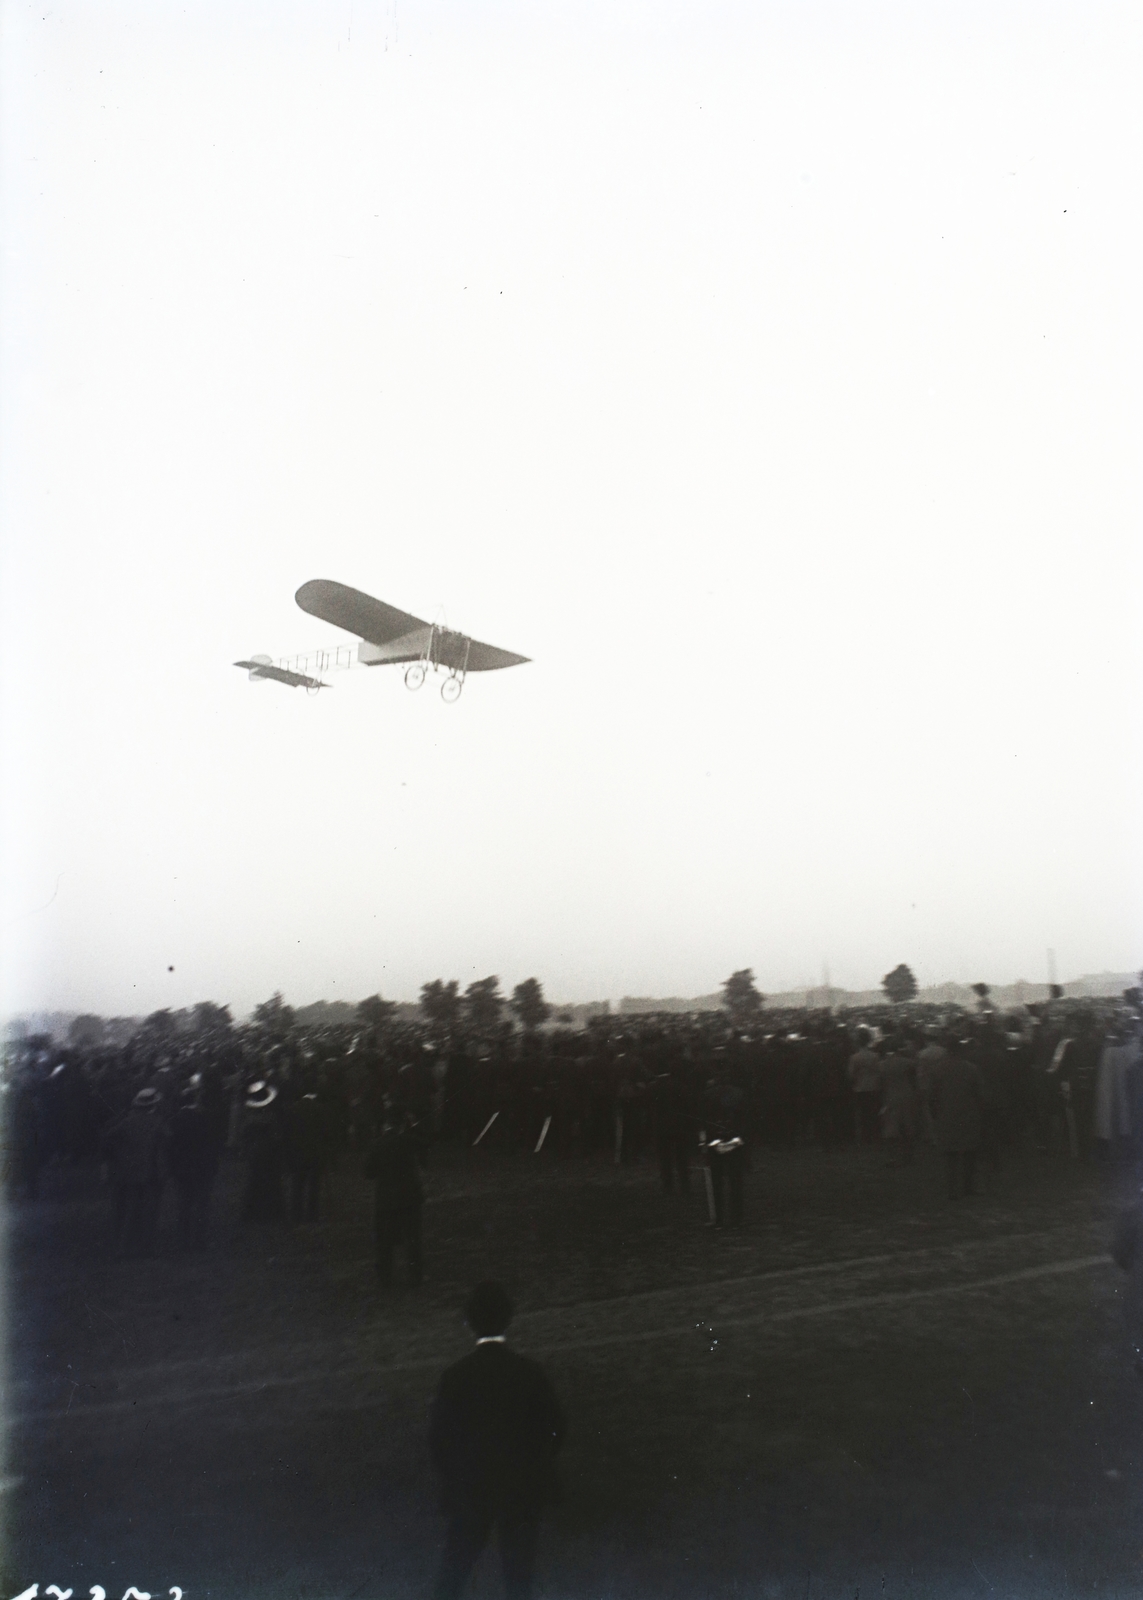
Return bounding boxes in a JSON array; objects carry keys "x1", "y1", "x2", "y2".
[
  {"x1": 234, "y1": 659, "x2": 328, "y2": 690},
  {"x1": 296, "y1": 578, "x2": 529, "y2": 672},
  {"x1": 295, "y1": 580, "x2": 429, "y2": 646},
  {"x1": 357, "y1": 631, "x2": 530, "y2": 671},
  {"x1": 462, "y1": 639, "x2": 531, "y2": 672}
]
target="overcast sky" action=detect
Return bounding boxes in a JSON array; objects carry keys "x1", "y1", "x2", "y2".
[{"x1": 1, "y1": 0, "x2": 1140, "y2": 1019}]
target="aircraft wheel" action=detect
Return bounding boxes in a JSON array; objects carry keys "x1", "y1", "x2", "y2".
[
  {"x1": 441, "y1": 677, "x2": 463, "y2": 704},
  {"x1": 405, "y1": 664, "x2": 426, "y2": 691}
]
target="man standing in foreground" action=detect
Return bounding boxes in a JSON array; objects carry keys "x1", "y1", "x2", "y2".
[{"x1": 430, "y1": 1281, "x2": 566, "y2": 1600}]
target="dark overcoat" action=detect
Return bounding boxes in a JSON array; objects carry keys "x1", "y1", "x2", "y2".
[
  {"x1": 930, "y1": 1056, "x2": 983, "y2": 1153},
  {"x1": 430, "y1": 1342, "x2": 566, "y2": 1517},
  {"x1": 364, "y1": 1127, "x2": 424, "y2": 1214}
]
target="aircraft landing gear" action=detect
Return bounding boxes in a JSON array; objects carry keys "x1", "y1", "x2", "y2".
[
  {"x1": 440, "y1": 636, "x2": 470, "y2": 704},
  {"x1": 405, "y1": 663, "x2": 426, "y2": 691}
]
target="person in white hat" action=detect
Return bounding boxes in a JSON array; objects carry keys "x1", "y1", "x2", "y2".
[
  {"x1": 102, "y1": 1085, "x2": 169, "y2": 1256},
  {"x1": 240, "y1": 1080, "x2": 285, "y2": 1222}
]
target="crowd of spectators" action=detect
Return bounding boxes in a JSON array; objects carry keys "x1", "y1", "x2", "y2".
[{"x1": 4, "y1": 988, "x2": 1142, "y2": 1255}]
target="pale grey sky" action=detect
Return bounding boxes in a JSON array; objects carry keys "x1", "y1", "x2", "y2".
[{"x1": 1, "y1": 0, "x2": 1140, "y2": 1018}]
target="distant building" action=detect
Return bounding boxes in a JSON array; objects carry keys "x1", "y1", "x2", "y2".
[
  {"x1": 619, "y1": 995, "x2": 722, "y2": 1016},
  {"x1": 550, "y1": 1001, "x2": 611, "y2": 1028}
]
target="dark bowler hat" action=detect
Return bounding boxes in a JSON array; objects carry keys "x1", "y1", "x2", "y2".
[{"x1": 466, "y1": 1281, "x2": 513, "y2": 1337}]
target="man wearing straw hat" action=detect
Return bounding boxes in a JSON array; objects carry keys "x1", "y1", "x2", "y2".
[{"x1": 103, "y1": 1084, "x2": 168, "y2": 1256}]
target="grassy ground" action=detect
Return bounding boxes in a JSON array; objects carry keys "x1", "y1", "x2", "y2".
[{"x1": 5, "y1": 1137, "x2": 1143, "y2": 1599}]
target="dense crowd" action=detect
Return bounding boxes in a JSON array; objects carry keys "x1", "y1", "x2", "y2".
[
  {"x1": 10, "y1": 994, "x2": 1143, "y2": 1600},
  {"x1": 4, "y1": 992, "x2": 1142, "y2": 1259}
]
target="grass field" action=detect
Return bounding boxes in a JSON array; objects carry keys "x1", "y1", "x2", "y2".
[{"x1": 5, "y1": 1138, "x2": 1143, "y2": 1599}]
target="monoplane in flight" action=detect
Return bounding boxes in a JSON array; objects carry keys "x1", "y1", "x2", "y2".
[{"x1": 235, "y1": 579, "x2": 530, "y2": 702}]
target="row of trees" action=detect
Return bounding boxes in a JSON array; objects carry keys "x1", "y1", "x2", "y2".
[
  {"x1": 725, "y1": 965, "x2": 1067, "y2": 1014},
  {"x1": 65, "y1": 1001, "x2": 236, "y2": 1051},
  {"x1": 63, "y1": 961, "x2": 1061, "y2": 1054},
  {"x1": 722, "y1": 968, "x2": 1085, "y2": 1022},
  {"x1": 721, "y1": 963, "x2": 926, "y2": 1022},
  {"x1": 240, "y1": 979, "x2": 554, "y2": 1042},
  {"x1": 57, "y1": 979, "x2": 555, "y2": 1052},
  {"x1": 417, "y1": 976, "x2": 551, "y2": 1033}
]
